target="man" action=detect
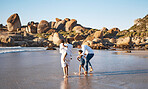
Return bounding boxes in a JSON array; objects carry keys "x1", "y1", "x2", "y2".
[{"x1": 77, "y1": 44, "x2": 94, "y2": 74}]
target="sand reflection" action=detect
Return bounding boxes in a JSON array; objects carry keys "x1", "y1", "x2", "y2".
[{"x1": 60, "y1": 78, "x2": 71, "y2": 89}]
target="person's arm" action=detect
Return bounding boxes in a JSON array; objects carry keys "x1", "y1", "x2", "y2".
[
  {"x1": 63, "y1": 52, "x2": 67, "y2": 62},
  {"x1": 62, "y1": 43, "x2": 68, "y2": 48}
]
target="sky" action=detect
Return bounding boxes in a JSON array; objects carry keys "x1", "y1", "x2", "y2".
[{"x1": 0, "y1": 0, "x2": 148, "y2": 30}]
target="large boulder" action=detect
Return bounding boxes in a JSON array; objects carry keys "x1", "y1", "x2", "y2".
[
  {"x1": 108, "y1": 28, "x2": 120, "y2": 34},
  {"x1": 33, "y1": 37, "x2": 45, "y2": 44},
  {"x1": 132, "y1": 37, "x2": 142, "y2": 45},
  {"x1": 7, "y1": 13, "x2": 21, "y2": 32},
  {"x1": 64, "y1": 18, "x2": 70, "y2": 22},
  {"x1": 74, "y1": 34, "x2": 84, "y2": 41},
  {"x1": 53, "y1": 32, "x2": 64, "y2": 46},
  {"x1": 55, "y1": 20, "x2": 66, "y2": 31},
  {"x1": 37, "y1": 20, "x2": 50, "y2": 33},
  {"x1": 101, "y1": 27, "x2": 108, "y2": 32},
  {"x1": 28, "y1": 25, "x2": 37, "y2": 33},
  {"x1": 56, "y1": 18, "x2": 62, "y2": 22},
  {"x1": 49, "y1": 22, "x2": 56, "y2": 28},
  {"x1": 84, "y1": 35, "x2": 95, "y2": 42},
  {"x1": 48, "y1": 34, "x2": 54, "y2": 41},
  {"x1": 93, "y1": 30, "x2": 103, "y2": 39},
  {"x1": 116, "y1": 37, "x2": 132, "y2": 47},
  {"x1": 65, "y1": 19, "x2": 77, "y2": 31},
  {"x1": 0, "y1": 35, "x2": 14, "y2": 46},
  {"x1": 72, "y1": 25, "x2": 85, "y2": 33},
  {"x1": 46, "y1": 29, "x2": 56, "y2": 33},
  {"x1": 48, "y1": 32, "x2": 64, "y2": 46}
]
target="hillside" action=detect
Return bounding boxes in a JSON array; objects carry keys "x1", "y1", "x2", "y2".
[{"x1": 117, "y1": 14, "x2": 148, "y2": 38}]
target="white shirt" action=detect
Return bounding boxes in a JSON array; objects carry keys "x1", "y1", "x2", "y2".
[
  {"x1": 65, "y1": 43, "x2": 73, "y2": 57},
  {"x1": 81, "y1": 45, "x2": 94, "y2": 55},
  {"x1": 59, "y1": 43, "x2": 67, "y2": 54}
]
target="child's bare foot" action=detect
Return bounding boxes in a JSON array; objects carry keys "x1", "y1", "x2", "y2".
[
  {"x1": 79, "y1": 72, "x2": 81, "y2": 75},
  {"x1": 85, "y1": 71, "x2": 88, "y2": 75}
]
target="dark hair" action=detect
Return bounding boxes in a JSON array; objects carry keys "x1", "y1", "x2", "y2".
[
  {"x1": 60, "y1": 39, "x2": 64, "y2": 43},
  {"x1": 66, "y1": 38, "x2": 70, "y2": 44},
  {"x1": 78, "y1": 50, "x2": 83, "y2": 53}
]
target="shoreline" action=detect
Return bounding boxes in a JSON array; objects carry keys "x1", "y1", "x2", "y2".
[{"x1": 113, "y1": 50, "x2": 148, "y2": 58}]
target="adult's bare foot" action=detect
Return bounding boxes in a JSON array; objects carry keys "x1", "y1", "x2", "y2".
[
  {"x1": 89, "y1": 67, "x2": 93, "y2": 73},
  {"x1": 63, "y1": 75, "x2": 67, "y2": 78}
]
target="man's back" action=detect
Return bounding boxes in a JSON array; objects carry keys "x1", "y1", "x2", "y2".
[{"x1": 82, "y1": 45, "x2": 94, "y2": 54}]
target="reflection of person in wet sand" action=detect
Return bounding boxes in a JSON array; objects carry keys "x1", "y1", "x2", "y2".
[
  {"x1": 60, "y1": 78, "x2": 70, "y2": 89},
  {"x1": 77, "y1": 44, "x2": 94, "y2": 74}
]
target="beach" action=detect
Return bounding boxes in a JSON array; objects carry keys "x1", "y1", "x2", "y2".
[{"x1": 0, "y1": 48, "x2": 148, "y2": 89}]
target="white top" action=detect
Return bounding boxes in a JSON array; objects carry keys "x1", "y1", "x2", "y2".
[
  {"x1": 81, "y1": 45, "x2": 94, "y2": 55},
  {"x1": 59, "y1": 43, "x2": 67, "y2": 54},
  {"x1": 65, "y1": 43, "x2": 73, "y2": 57}
]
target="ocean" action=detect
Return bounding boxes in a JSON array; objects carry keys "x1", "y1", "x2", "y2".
[{"x1": 0, "y1": 46, "x2": 47, "y2": 54}]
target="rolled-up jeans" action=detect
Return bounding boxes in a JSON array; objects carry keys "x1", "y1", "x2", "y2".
[{"x1": 85, "y1": 53, "x2": 94, "y2": 72}]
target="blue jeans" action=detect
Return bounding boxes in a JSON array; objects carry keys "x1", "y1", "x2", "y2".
[{"x1": 85, "y1": 53, "x2": 94, "y2": 72}]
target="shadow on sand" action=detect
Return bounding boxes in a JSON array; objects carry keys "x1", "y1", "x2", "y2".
[
  {"x1": 69, "y1": 69, "x2": 148, "y2": 78},
  {"x1": 93, "y1": 69, "x2": 148, "y2": 76}
]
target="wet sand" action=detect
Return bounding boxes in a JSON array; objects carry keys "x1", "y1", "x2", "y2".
[{"x1": 0, "y1": 49, "x2": 148, "y2": 89}]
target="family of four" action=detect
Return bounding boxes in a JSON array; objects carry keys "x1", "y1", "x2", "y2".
[{"x1": 59, "y1": 39, "x2": 94, "y2": 78}]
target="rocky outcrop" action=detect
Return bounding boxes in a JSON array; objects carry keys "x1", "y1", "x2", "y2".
[
  {"x1": 65, "y1": 19, "x2": 77, "y2": 31},
  {"x1": 72, "y1": 25, "x2": 85, "y2": 33},
  {"x1": 93, "y1": 30, "x2": 103, "y2": 39},
  {"x1": 134, "y1": 18, "x2": 142, "y2": 26},
  {"x1": 46, "y1": 29, "x2": 56, "y2": 33},
  {"x1": 7, "y1": 13, "x2": 21, "y2": 32},
  {"x1": 116, "y1": 37, "x2": 132, "y2": 48},
  {"x1": 37, "y1": 20, "x2": 50, "y2": 33},
  {"x1": 48, "y1": 32, "x2": 64, "y2": 46},
  {"x1": 56, "y1": 18, "x2": 62, "y2": 22},
  {"x1": 74, "y1": 34, "x2": 84, "y2": 41},
  {"x1": 28, "y1": 25, "x2": 37, "y2": 33},
  {"x1": 55, "y1": 20, "x2": 66, "y2": 31},
  {"x1": 108, "y1": 28, "x2": 120, "y2": 34},
  {"x1": 101, "y1": 27, "x2": 108, "y2": 31},
  {"x1": 0, "y1": 35, "x2": 14, "y2": 46},
  {"x1": 49, "y1": 22, "x2": 56, "y2": 28},
  {"x1": 64, "y1": 18, "x2": 70, "y2": 21}
]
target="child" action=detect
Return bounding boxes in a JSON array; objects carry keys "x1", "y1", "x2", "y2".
[{"x1": 77, "y1": 50, "x2": 86, "y2": 75}]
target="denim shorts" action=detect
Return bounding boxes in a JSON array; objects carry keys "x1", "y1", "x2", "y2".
[{"x1": 80, "y1": 58, "x2": 85, "y2": 66}]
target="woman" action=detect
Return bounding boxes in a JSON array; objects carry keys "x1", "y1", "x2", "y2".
[{"x1": 60, "y1": 39, "x2": 71, "y2": 78}]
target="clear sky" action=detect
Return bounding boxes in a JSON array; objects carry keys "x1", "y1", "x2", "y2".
[{"x1": 0, "y1": 0, "x2": 148, "y2": 30}]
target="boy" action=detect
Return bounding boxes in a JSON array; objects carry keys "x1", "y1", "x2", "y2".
[{"x1": 77, "y1": 50, "x2": 86, "y2": 75}]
